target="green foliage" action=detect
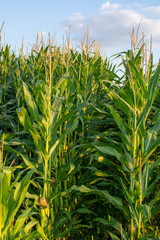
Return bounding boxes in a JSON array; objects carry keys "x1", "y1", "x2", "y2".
[
  {"x1": 0, "y1": 29, "x2": 160, "y2": 240},
  {"x1": 0, "y1": 167, "x2": 35, "y2": 239}
]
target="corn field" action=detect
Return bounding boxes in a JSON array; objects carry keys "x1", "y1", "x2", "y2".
[{"x1": 0, "y1": 25, "x2": 160, "y2": 240}]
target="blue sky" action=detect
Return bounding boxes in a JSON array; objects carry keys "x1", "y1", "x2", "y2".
[{"x1": 1, "y1": 0, "x2": 160, "y2": 63}]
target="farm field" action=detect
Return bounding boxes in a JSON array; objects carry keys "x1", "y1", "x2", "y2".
[{"x1": 0, "y1": 29, "x2": 160, "y2": 240}]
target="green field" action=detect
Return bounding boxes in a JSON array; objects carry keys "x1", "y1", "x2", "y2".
[{"x1": 0, "y1": 28, "x2": 160, "y2": 239}]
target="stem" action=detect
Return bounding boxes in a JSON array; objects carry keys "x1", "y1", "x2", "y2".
[
  {"x1": 42, "y1": 116, "x2": 49, "y2": 228},
  {"x1": 44, "y1": 121, "x2": 49, "y2": 198},
  {"x1": 130, "y1": 219, "x2": 134, "y2": 240},
  {"x1": 130, "y1": 64, "x2": 137, "y2": 240},
  {"x1": 138, "y1": 152, "x2": 142, "y2": 237},
  {"x1": 1, "y1": 133, "x2": 4, "y2": 170}
]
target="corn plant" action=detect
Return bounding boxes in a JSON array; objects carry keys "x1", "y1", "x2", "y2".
[
  {"x1": 0, "y1": 158, "x2": 35, "y2": 240},
  {"x1": 0, "y1": 130, "x2": 35, "y2": 240},
  {"x1": 1, "y1": 22, "x2": 160, "y2": 239},
  {"x1": 16, "y1": 73, "x2": 85, "y2": 238},
  {"x1": 85, "y1": 44, "x2": 160, "y2": 239}
]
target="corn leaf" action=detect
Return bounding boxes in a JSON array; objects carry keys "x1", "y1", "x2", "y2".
[
  {"x1": 137, "y1": 63, "x2": 160, "y2": 129},
  {"x1": 22, "y1": 82, "x2": 42, "y2": 124},
  {"x1": 17, "y1": 107, "x2": 45, "y2": 153},
  {"x1": 2, "y1": 169, "x2": 34, "y2": 235}
]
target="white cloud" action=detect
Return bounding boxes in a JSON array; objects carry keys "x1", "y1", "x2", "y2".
[
  {"x1": 101, "y1": 1, "x2": 120, "y2": 12},
  {"x1": 61, "y1": 13, "x2": 85, "y2": 30},
  {"x1": 60, "y1": 1, "x2": 160, "y2": 53},
  {"x1": 143, "y1": 6, "x2": 160, "y2": 16}
]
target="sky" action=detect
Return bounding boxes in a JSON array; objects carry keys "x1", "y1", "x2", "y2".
[{"x1": 1, "y1": 0, "x2": 160, "y2": 63}]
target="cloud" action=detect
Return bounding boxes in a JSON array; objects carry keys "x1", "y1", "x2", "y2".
[
  {"x1": 143, "y1": 6, "x2": 160, "y2": 16},
  {"x1": 60, "y1": 1, "x2": 160, "y2": 52},
  {"x1": 101, "y1": 1, "x2": 120, "y2": 12},
  {"x1": 61, "y1": 13, "x2": 85, "y2": 31}
]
